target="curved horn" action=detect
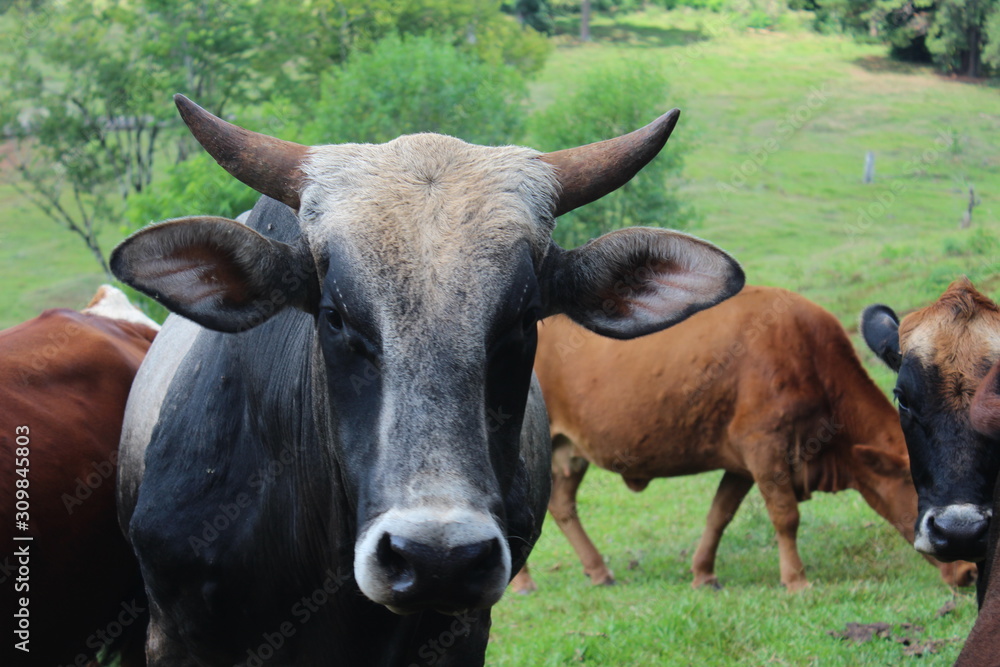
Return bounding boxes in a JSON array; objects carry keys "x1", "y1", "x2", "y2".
[
  {"x1": 540, "y1": 108, "x2": 681, "y2": 217},
  {"x1": 174, "y1": 94, "x2": 309, "y2": 210}
]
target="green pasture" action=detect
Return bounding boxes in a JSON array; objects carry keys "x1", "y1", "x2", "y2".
[
  {"x1": 1, "y1": 7, "x2": 997, "y2": 665},
  {"x1": 489, "y1": 471, "x2": 977, "y2": 665}
]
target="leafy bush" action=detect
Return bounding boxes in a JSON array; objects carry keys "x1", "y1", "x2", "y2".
[
  {"x1": 126, "y1": 152, "x2": 259, "y2": 227},
  {"x1": 527, "y1": 59, "x2": 690, "y2": 248},
  {"x1": 471, "y1": 9, "x2": 553, "y2": 74},
  {"x1": 299, "y1": 34, "x2": 529, "y2": 146}
]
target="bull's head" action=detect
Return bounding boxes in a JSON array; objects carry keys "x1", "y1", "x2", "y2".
[{"x1": 112, "y1": 95, "x2": 744, "y2": 614}]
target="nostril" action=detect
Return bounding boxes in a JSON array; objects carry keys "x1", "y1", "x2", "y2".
[
  {"x1": 377, "y1": 533, "x2": 414, "y2": 589},
  {"x1": 464, "y1": 537, "x2": 501, "y2": 575}
]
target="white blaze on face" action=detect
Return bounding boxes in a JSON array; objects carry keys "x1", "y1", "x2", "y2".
[{"x1": 291, "y1": 135, "x2": 554, "y2": 613}]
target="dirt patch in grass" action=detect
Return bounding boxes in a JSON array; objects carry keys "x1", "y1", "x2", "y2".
[{"x1": 828, "y1": 621, "x2": 959, "y2": 658}]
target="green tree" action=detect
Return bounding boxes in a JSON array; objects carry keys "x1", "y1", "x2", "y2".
[
  {"x1": 282, "y1": 0, "x2": 550, "y2": 78},
  {"x1": 299, "y1": 33, "x2": 529, "y2": 145},
  {"x1": 0, "y1": 0, "x2": 165, "y2": 273},
  {"x1": 503, "y1": 0, "x2": 556, "y2": 34},
  {"x1": 1, "y1": 0, "x2": 551, "y2": 273},
  {"x1": 984, "y1": 6, "x2": 1000, "y2": 67},
  {"x1": 814, "y1": 0, "x2": 1000, "y2": 76},
  {"x1": 926, "y1": 0, "x2": 998, "y2": 77},
  {"x1": 527, "y1": 60, "x2": 690, "y2": 248},
  {"x1": 0, "y1": 0, "x2": 301, "y2": 271}
]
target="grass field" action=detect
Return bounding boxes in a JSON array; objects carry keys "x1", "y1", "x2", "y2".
[{"x1": 2, "y1": 6, "x2": 997, "y2": 665}]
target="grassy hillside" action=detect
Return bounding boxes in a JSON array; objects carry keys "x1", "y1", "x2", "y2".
[{"x1": 1, "y1": 7, "x2": 996, "y2": 665}]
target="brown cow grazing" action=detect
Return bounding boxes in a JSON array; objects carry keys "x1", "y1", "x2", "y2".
[
  {"x1": 956, "y1": 359, "x2": 1000, "y2": 666},
  {"x1": 0, "y1": 286, "x2": 158, "y2": 667},
  {"x1": 511, "y1": 285, "x2": 973, "y2": 594}
]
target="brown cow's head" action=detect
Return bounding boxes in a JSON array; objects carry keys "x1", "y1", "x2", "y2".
[
  {"x1": 111, "y1": 96, "x2": 744, "y2": 614},
  {"x1": 862, "y1": 278, "x2": 1000, "y2": 562}
]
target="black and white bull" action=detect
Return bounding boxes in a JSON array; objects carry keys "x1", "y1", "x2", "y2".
[
  {"x1": 111, "y1": 95, "x2": 745, "y2": 666},
  {"x1": 862, "y1": 278, "x2": 1000, "y2": 567}
]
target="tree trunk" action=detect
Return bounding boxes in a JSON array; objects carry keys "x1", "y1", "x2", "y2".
[
  {"x1": 968, "y1": 24, "x2": 981, "y2": 78},
  {"x1": 581, "y1": 0, "x2": 591, "y2": 41}
]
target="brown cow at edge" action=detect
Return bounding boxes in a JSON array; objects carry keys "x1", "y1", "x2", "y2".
[
  {"x1": 1, "y1": 286, "x2": 158, "y2": 667},
  {"x1": 511, "y1": 285, "x2": 973, "y2": 593}
]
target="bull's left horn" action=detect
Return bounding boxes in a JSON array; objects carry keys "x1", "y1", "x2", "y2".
[
  {"x1": 174, "y1": 94, "x2": 308, "y2": 210},
  {"x1": 539, "y1": 109, "x2": 680, "y2": 217}
]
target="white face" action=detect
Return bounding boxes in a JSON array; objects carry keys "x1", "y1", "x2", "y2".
[{"x1": 295, "y1": 135, "x2": 560, "y2": 613}]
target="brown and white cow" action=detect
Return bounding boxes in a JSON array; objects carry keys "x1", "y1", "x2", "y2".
[
  {"x1": 511, "y1": 285, "x2": 974, "y2": 594},
  {"x1": 862, "y1": 277, "x2": 1000, "y2": 565},
  {"x1": 0, "y1": 286, "x2": 158, "y2": 667}
]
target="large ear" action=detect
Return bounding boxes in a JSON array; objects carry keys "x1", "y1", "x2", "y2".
[
  {"x1": 110, "y1": 216, "x2": 316, "y2": 333},
  {"x1": 860, "y1": 304, "x2": 901, "y2": 372},
  {"x1": 852, "y1": 444, "x2": 909, "y2": 480},
  {"x1": 541, "y1": 227, "x2": 744, "y2": 339}
]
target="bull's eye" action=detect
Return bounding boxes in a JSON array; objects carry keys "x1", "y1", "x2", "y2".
[
  {"x1": 893, "y1": 388, "x2": 910, "y2": 414},
  {"x1": 326, "y1": 308, "x2": 344, "y2": 333}
]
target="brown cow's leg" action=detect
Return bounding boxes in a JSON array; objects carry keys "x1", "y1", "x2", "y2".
[
  {"x1": 755, "y1": 471, "x2": 808, "y2": 591},
  {"x1": 549, "y1": 439, "x2": 615, "y2": 586},
  {"x1": 691, "y1": 471, "x2": 754, "y2": 589},
  {"x1": 509, "y1": 564, "x2": 538, "y2": 593}
]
